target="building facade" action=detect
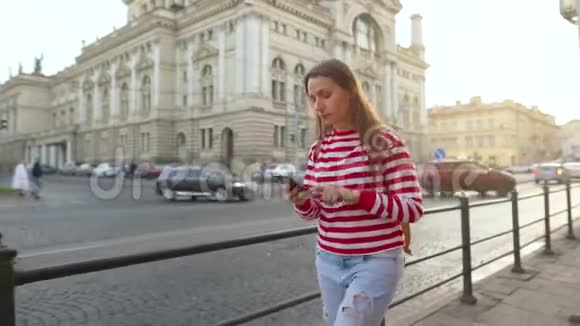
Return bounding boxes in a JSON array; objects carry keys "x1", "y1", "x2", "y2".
[
  {"x1": 560, "y1": 119, "x2": 580, "y2": 161},
  {"x1": 427, "y1": 96, "x2": 560, "y2": 168},
  {"x1": 0, "y1": 0, "x2": 429, "y2": 173}
]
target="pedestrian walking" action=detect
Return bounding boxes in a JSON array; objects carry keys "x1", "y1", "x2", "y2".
[
  {"x1": 30, "y1": 159, "x2": 43, "y2": 199},
  {"x1": 289, "y1": 59, "x2": 424, "y2": 326},
  {"x1": 11, "y1": 160, "x2": 31, "y2": 197}
]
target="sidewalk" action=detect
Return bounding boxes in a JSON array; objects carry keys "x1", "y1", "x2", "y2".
[{"x1": 405, "y1": 228, "x2": 580, "y2": 326}]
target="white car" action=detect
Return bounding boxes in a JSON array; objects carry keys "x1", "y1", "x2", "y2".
[
  {"x1": 93, "y1": 163, "x2": 121, "y2": 177},
  {"x1": 265, "y1": 163, "x2": 297, "y2": 180}
]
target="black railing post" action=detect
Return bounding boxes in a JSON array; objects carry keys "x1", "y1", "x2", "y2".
[
  {"x1": 0, "y1": 233, "x2": 17, "y2": 326},
  {"x1": 510, "y1": 190, "x2": 525, "y2": 273},
  {"x1": 566, "y1": 180, "x2": 576, "y2": 239},
  {"x1": 543, "y1": 185, "x2": 554, "y2": 255},
  {"x1": 459, "y1": 196, "x2": 477, "y2": 304}
]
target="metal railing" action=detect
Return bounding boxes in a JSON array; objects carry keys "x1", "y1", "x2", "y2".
[{"x1": 1, "y1": 182, "x2": 579, "y2": 325}]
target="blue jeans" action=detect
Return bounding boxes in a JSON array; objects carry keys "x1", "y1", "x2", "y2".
[{"x1": 315, "y1": 247, "x2": 404, "y2": 326}]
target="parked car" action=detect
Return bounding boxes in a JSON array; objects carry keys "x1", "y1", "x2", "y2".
[
  {"x1": 534, "y1": 163, "x2": 569, "y2": 184},
  {"x1": 420, "y1": 160, "x2": 516, "y2": 197},
  {"x1": 93, "y1": 163, "x2": 122, "y2": 177},
  {"x1": 264, "y1": 163, "x2": 297, "y2": 182},
  {"x1": 75, "y1": 163, "x2": 97, "y2": 176},
  {"x1": 563, "y1": 162, "x2": 580, "y2": 181},
  {"x1": 59, "y1": 162, "x2": 78, "y2": 176},
  {"x1": 505, "y1": 165, "x2": 533, "y2": 174},
  {"x1": 155, "y1": 166, "x2": 254, "y2": 202}
]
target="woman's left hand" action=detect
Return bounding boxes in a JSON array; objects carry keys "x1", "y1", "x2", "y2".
[{"x1": 316, "y1": 185, "x2": 360, "y2": 205}]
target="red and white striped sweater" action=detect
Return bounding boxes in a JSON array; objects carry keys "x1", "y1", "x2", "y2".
[{"x1": 293, "y1": 128, "x2": 424, "y2": 256}]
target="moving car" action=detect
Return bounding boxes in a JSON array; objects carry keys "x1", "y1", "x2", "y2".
[
  {"x1": 155, "y1": 166, "x2": 254, "y2": 202},
  {"x1": 420, "y1": 160, "x2": 516, "y2": 197},
  {"x1": 533, "y1": 163, "x2": 569, "y2": 184}
]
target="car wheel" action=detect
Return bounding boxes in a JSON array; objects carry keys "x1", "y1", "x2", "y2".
[
  {"x1": 215, "y1": 187, "x2": 229, "y2": 202},
  {"x1": 162, "y1": 188, "x2": 176, "y2": 201}
]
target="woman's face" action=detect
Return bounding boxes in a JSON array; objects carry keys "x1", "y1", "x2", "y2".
[{"x1": 307, "y1": 76, "x2": 352, "y2": 130}]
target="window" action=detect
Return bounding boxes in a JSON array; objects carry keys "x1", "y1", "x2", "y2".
[
  {"x1": 140, "y1": 132, "x2": 150, "y2": 153},
  {"x1": 102, "y1": 87, "x2": 110, "y2": 123},
  {"x1": 201, "y1": 128, "x2": 213, "y2": 149},
  {"x1": 86, "y1": 93, "x2": 93, "y2": 125},
  {"x1": 201, "y1": 65, "x2": 214, "y2": 106},
  {"x1": 353, "y1": 15, "x2": 378, "y2": 52},
  {"x1": 294, "y1": 64, "x2": 306, "y2": 111},
  {"x1": 271, "y1": 58, "x2": 287, "y2": 102},
  {"x1": 141, "y1": 75, "x2": 151, "y2": 116},
  {"x1": 120, "y1": 83, "x2": 129, "y2": 121},
  {"x1": 69, "y1": 107, "x2": 75, "y2": 125}
]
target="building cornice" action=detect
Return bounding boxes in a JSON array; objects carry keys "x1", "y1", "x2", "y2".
[
  {"x1": 75, "y1": 15, "x2": 176, "y2": 65},
  {"x1": 0, "y1": 74, "x2": 52, "y2": 94},
  {"x1": 395, "y1": 46, "x2": 429, "y2": 69}
]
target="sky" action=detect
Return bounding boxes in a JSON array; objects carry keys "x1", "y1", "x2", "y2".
[{"x1": 0, "y1": 0, "x2": 578, "y2": 124}]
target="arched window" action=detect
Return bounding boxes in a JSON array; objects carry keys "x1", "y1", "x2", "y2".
[
  {"x1": 271, "y1": 57, "x2": 286, "y2": 102},
  {"x1": 141, "y1": 75, "x2": 151, "y2": 116},
  {"x1": 201, "y1": 65, "x2": 214, "y2": 106},
  {"x1": 86, "y1": 93, "x2": 93, "y2": 126},
  {"x1": 353, "y1": 15, "x2": 379, "y2": 52},
  {"x1": 120, "y1": 83, "x2": 129, "y2": 121},
  {"x1": 176, "y1": 132, "x2": 186, "y2": 146},
  {"x1": 293, "y1": 64, "x2": 306, "y2": 111},
  {"x1": 102, "y1": 87, "x2": 110, "y2": 123}
]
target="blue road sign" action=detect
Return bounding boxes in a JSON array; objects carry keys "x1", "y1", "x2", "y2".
[{"x1": 434, "y1": 148, "x2": 446, "y2": 160}]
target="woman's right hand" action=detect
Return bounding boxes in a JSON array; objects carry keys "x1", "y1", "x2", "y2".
[{"x1": 289, "y1": 186, "x2": 311, "y2": 206}]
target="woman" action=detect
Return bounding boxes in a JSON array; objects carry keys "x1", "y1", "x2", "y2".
[{"x1": 289, "y1": 59, "x2": 424, "y2": 326}]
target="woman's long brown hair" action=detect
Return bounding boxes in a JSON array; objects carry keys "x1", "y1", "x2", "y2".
[{"x1": 304, "y1": 59, "x2": 390, "y2": 160}]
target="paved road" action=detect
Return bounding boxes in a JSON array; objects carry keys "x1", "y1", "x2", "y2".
[{"x1": 1, "y1": 175, "x2": 578, "y2": 326}]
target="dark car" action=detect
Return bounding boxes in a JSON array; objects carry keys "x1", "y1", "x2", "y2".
[
  {"x1": 155, "y1": 166, "x2": 254, "y2": 202},
  {"x1": 420, "y1": 160, "x2": 516, "y2": 197}
]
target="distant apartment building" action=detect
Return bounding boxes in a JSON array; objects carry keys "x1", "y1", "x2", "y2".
[
  {"x1": 427, "y1": 97, "x2": 560, "y2": 167},
  {"x1": 0, "y1": 0, "x2": 430, "y2": 173},
  {"x1": 560, "y1": 119, "x2": 580, "y2": 161}
]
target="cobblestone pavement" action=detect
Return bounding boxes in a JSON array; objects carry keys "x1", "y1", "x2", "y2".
[
  {"x1": 1, "y1": 176, "x2": 578, "y2": 325},
  {"x1": 396, "y1": 225, "x2": 580, "y2": 326}
]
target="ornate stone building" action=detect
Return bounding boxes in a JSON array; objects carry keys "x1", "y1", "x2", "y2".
[
  {"x1": 0, "y1": 0, "x2": 429, "y2": 172},
  {"x1": 427, "y1": 97, "x2": 560, "y2": 167}
]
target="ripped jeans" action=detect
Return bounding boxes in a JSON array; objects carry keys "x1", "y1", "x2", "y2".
[{"x1": 315, "y1": 247, "x2": 404, "y2": 326}]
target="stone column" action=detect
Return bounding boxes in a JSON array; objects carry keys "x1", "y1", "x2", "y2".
[
  {"x1": 41, "y1": 144, "x2": 48, "y2": 165},
  {"x1": 218, "y1": 25, "x2": 226, "y2": 100},
  {"x1": 129, "y1": 52, "x2": 139, "y2": 114},
  {"x1": 235, "y1": 16, "x2": 247, "y2": 95},
  {"x1": 175, "y1": 42, "x2": 183, "y2": 107},
  {"x1": 109, "y1": 63, "x2": 119, "y2": 119},
  {"x1": 187, "y1": 38, "x2": 197, "y2": 106},
  {"x1": 153, "y1": 42, "x2": 161, "y2": 107},
  {"x1": 78, "y1": 76, "x2": 86, "y2": 124},
  {"x1": 383, "y1": 63, "x2": 392, "y2": 120},
  {"x1": 260, "y1": 14, "x2": 271, "y2": 97},
  {"x1": 391, "y1": 61, "x2": 399, "y2": 122},
  {"x1": 92, "y1": 72, "x2": 101, "y2": 123},
  {"x1": 246, "y1": 13, "x2": 261, "y2": 94},
  {"x1": 66, "y1": 139, "x2": 72, "y2": 163}
]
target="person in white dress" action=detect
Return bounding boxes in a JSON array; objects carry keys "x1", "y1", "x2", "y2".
[{"x1": 11, "y1": 160, "x2": 31, "y2": 197}]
